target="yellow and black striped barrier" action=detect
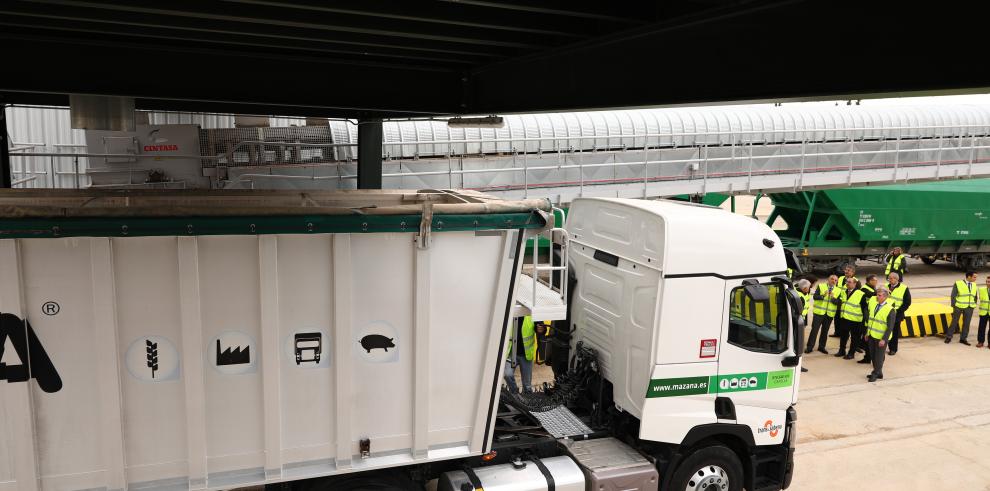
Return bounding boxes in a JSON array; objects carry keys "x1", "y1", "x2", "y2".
[{"x1": 899, "y1": 302, "x2": 954, "y2": 338}]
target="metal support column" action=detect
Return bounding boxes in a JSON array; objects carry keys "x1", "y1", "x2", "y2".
[
  {"x1": 357, "y1": 118, "x2": 383, "y2": 189},
  {"x1": 1, "y1": 104, "x2": 11, "y2": 188},
  {"x1": 798, "y1": 192, "x2": 818, "y2": 249},
  {"x1": 750, "y1": 193, "x2": 763, "y2": 218}
]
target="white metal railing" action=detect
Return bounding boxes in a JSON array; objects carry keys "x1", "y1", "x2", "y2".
[
  {"x1": 7, "y1": 124, "x2": 990, "y2": 191},
  {"x1": 233, "y1": 139, "x2": 990, "y2": 194},
  {"x1": 522, "y1": 207, "x2": 569, "y2": 319}
]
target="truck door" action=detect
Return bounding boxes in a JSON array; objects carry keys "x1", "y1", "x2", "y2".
[{"x1": 715, "y1": 278, "x2": 797, "y2": 445}]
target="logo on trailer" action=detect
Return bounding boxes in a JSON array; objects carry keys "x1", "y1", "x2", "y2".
[
  {"x1": 125, "y1": 335, "x2": 180, "y2": 382},
  {"x1": 359, "y1": 334, "x2": 395, "y2": 353},
  {"x1": 759, "y1": 420, "x2": 782, "y2": 438},
  {"x1": 41, "y1": 301, "x2": 60, "y2": 316},
  {"x1": 0, "y1": 313, "x2": 62, "y2": 393},
  {"x1": 295, "y1": 332, "x2": 322, "y2": 365}
]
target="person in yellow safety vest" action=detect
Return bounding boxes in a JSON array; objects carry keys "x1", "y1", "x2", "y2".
[
  {"x1": 534, "y1": 320, "x2": 553, "y2": 365},
  {"x1": 796, "y1": 279, "x2": 813, "y2": 319},
  {"x1": 832, "y1": 263, "x2": 860, "y2": 339},
  {"x1": 977, "y1": 275, "x2": 990, "y2": 348},
  {"x1": 795, "y1": 278, "x2": 813, "y2": 373},
  {"x1": 860, "y1": 274, "x2": 878, "y2": 298},
  {"x1": 864, "y1": 286, "x2": 898, "y2": 382},
  {"x1": 946, "y1": 271, "x2": 979, "y2": 346},
  {"x1": 806, "y1": 274, "x2": 841, "y2": 354},
  {"x1": 504, "y1": 315, "x2": 538, "y2": 393},
  {"x1": 883, "y1": 272, "x2": 911, "y2": 356},
  {"x1": 836, "y1": 276, "x2": 868, "y2": 360},
  {"x1": 841, "y1": 264, "x2": 859, "y2": 291},
  {"x1": 857, "y1": 274, "x2": 879, "y2": 363},
  {"x1": 885, "y1": 246, "x2": 908, "y2": 278}
]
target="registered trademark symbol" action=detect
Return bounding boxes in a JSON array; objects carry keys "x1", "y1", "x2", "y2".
[{"x1": 42, "y1": 301, "x2": 60, "y2": 316}]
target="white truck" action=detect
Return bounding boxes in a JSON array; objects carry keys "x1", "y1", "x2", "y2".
[{"x1": 0, "y1": 190, "x2": 801, "y2": 491}]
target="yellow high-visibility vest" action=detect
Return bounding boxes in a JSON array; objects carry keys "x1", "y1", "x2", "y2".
[
  {"x1": 731, "y1": 285, "x2": 778, "y2": 327},
  {"x1": 840, "y1": 289, "x2": 865, "y2": 322},
  {"x1": 885, "y1": 255, "x2": 904, "y2": 276},
  {"x1": 730, "y1": 288, "x2": 744, "y2": 318},
  {"x1": 978, "y1": 286, "x2": 989, "y2": 316},
  {"x1": 799, "y1": 291, "x2": 812, "y2": 317},
  {"x1": 866, "y1": 297, "x2": 895, "y2": 340},
  {"x1": 813, "y1": 283, "x2": 840, "y2": 317},
  {"x1": 506, "y1": 316, "x2": 537, "y2": 361},
  {"x1": 885, "y1": 283, "x2": 908, "y2": 311},
  {"x1": 954, "y1": 280, "x2": 977, "y2": 309}
]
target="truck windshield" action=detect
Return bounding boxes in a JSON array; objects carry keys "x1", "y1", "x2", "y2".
[{"x1": 728, "y1": 282, "x2": 788, "y2": 353}]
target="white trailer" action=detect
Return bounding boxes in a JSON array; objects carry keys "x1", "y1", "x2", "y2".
[{"x1": 0, "y1": 190, "x2": 801, "y2": 491}]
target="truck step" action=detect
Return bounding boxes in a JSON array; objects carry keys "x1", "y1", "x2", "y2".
[
  {"x1": 530, "y1": 405, "x2": 593, "y2": 438},
  {"x1": 753, "y1": 478, "x2": 782, "y2": 491}
]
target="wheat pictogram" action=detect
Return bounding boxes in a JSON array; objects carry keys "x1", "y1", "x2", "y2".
[{"x1": 146, "y1": 340, "x2": 159, "y2": 379}]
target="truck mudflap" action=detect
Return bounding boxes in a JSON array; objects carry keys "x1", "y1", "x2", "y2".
[{"x1": 781, "y1": 405, "x2": 797, "y2": 489}]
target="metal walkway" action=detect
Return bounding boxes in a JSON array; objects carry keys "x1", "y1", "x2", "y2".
[
  {"x1": 7, "y1": 104, "x2": 990, "y2": 201},
  {"x1": 224, "y1": 105, "x2": 990, "y2": 202}
]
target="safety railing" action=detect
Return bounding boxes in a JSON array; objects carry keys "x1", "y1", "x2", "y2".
[
  {"x1": 234, "y1": 134, "x2": 990, "y2": 197},
  {"x1": 519, "y1": 207, "x2": 569, "y2": 321},
  {"x1": 7, "y1": 124, "x2": 990, "y2": 193}
]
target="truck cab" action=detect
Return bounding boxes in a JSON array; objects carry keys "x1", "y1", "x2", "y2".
[{"x1": 565, "y1": 197, "x2": 802, "y2": 491}]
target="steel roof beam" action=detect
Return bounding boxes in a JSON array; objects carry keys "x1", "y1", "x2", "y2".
[
  {"x1": 12, "y1": 0, "x2": 552, "y2": 49},
  {"x1": 0, "y1": 21, "x2": 482, "y2": 67},
  {"x1": 219, "y1": 0, "x2": 605, "y2": 37},
  {"x1": 0, "y1": 37, "x2": 465, "y2": 118},
  {"x1": 434, "y1": 0, "x2": 646, "y2": 24}
]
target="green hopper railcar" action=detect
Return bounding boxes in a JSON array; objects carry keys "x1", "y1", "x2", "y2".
[{"x1": 768, "y1": 179, "x2": 990, "y2": 272}]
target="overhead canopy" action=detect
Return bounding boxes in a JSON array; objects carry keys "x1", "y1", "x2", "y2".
[{"x1": 0, "y1": 1, "x2": 988, "y2": 118}]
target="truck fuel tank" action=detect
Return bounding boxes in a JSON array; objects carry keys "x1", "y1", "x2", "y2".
[{"x1": 438, "y1": 456, "x2": 585, "y2": 491}]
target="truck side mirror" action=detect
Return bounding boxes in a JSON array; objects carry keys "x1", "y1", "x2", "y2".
[{"x1": 781, "y1": 287, "x2": 804, "y2": 367}]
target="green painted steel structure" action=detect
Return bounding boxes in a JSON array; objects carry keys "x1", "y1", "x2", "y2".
[{"x1": 769, "y1": 179, "x2": 990, "y2": 260}]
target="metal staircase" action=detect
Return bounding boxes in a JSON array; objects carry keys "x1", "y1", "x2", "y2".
[{"x1": 516, "y1": 207, "x2": 569, "y2": 321}]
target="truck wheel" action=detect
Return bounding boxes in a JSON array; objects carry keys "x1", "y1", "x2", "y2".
[
  {"x1": 921, "y1": 255, "x2": 936, "y2": 265},
  {"x1": 668, "y1": 445, "x2": 743, "y2": 491}
]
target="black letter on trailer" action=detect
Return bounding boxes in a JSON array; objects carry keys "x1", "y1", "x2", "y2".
[{"x1": 0, "y1": 313, "x2": 63, "y2": 393}]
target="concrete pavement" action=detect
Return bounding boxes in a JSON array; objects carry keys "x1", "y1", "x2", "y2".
[
  {"x1": 792, "y1": 258, "x2": 990, "y2": 490},
  {"x1": 520, "y1": 255, "x2": 988, "y2": 489}
]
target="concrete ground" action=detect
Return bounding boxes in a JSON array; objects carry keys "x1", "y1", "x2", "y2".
[
  {"x1": 792, "y1": 257, "x2": 990, "y2": 491},
  {"x1": 520, "y1": 255, "x2": 990, "y2": 490}
]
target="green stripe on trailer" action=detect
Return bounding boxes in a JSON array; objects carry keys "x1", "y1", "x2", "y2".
[
  {"x1": 0, "y1": 211, "x2": 546, "y2": 239},
  {"x1": 646, "y1": 369, "x2": 794, "y2": 398}
]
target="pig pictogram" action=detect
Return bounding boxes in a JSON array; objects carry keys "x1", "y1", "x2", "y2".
[{"x1": 359, "y1": 334, "x2": 395, "y2": 353}]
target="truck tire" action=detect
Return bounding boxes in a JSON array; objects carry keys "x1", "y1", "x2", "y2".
[
  {"x1": 667, "y1": 445, "x2": 743, "y2": 491},
  {"x1": 921, "y1": 255, "x2": 936, "y2": 265}
]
